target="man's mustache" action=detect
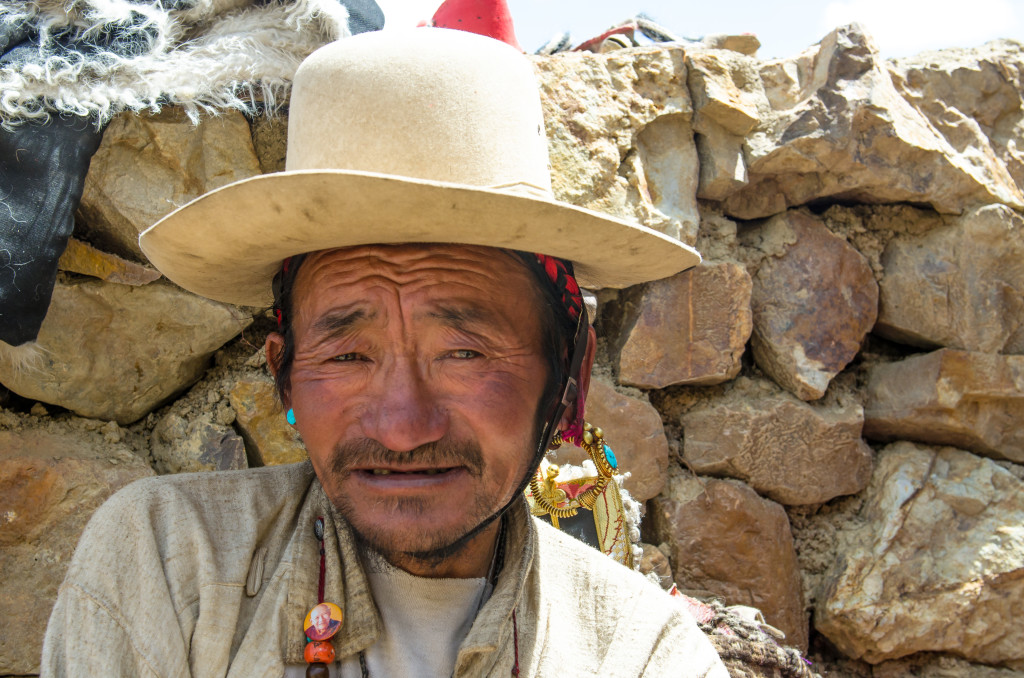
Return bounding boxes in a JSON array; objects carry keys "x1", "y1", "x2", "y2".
[{"x1": 328, "y1": 436, "x2": 485, "y2": 477}]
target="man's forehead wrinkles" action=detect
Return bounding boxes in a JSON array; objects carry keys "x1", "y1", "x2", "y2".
[
  {"x1": 290, "y1": 245, "x2": 543, "y2": 344},
  {"x1": 300, "y1": 245, "x2": 529, "y2": 284},
  {"x1": 314, "y1": 266, "x2": 516, "y2": 290}
]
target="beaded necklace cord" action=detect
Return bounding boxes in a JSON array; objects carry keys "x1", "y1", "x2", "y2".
[
  {"x1": 314, "y1": 517, "x2": 326, "y2": 603},
  {"x1": 310, "y1": 515, "x2": 518, "y2": 677}
]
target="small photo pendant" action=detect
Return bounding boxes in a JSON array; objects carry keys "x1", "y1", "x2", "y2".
[{"x1": 304, "y1": 601, "x2": 343, "y2": 641}]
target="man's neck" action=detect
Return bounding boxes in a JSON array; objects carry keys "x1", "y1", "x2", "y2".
[{"x1": 382, "y1": 518, "x2": 502, "y2": 579}]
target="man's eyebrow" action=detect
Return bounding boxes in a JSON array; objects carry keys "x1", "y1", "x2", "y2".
[
  {"x1": 308, "y1": 308, "x2": 374, "y2": 339},
  {"x1": 427, "y1": 304, "x2": 495, "y2": 330}
]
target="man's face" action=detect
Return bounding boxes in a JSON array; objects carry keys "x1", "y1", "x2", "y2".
[
  {"x1": 311, "y1": 605, "x2": 331, "y2": 633},
  {"x1": 276, "y1": 244, "x2": 549, "y2": 561}
]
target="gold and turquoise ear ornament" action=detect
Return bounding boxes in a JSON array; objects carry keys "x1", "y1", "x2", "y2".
[{"x1": 528, "y1": 421, "x2": 618, "y2": 520}]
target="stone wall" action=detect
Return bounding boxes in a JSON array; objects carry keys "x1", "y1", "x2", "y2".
[{"x1": 2, "y1": 23, "x2": 1023, "y2": 676}]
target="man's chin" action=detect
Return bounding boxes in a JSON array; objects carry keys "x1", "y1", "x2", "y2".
[{"x1": 331, "y1": 495, "x2": 498, "y2": 566}]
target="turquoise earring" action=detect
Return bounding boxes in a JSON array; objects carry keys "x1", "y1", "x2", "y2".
[{"x1": 286, "y1": 409, "x2": 297, "y2": 426}]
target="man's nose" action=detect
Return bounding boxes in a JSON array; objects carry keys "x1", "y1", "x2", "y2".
[{"x1": 359, "y1": 356, "x2": 447, "y2": 452}]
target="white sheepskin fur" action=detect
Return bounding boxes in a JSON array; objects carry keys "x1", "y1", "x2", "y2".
[
  {"x1": 0, "y1": 338, "x2": 51, "y2": 376},
  {"x1": 0, "y1": 0, "x2": 350, "y2": 126}
]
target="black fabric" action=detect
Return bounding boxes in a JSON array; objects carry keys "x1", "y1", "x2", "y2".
[
  {"x1": 254, "y1": 0, "x2": 383, "y2": 33},
  {"x1": 0, "y1": 0, "x2": 383, "y2": 345},
  {"x1": 339, "y1": 0, "x2": 386, "y2": 34},
  {"x1": 0, "y1": 7, "x2": 154, "y2": 70},
  {"x1": 0, "y1": 114, "x2": 105, "y2": 345},
  {"x1": 0, "y1": 16, "x2": 32, "y2": 56}
]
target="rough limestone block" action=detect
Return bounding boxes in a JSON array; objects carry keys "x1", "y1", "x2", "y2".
[
  {"x1": 0, "y1": 429, "x2": 154, "y2": 674},
  {"x1": 617, "y1": 261, "x2": 752, "y2": 388},
  {"x1": 78, "y1": 107, "x2": 262, "y2": 260},
  {"x1": 229, "y1": 378, "x2": 308, "y2": 466},
  {"x1": 891, "y1": 39, "x2": 1024, "y2": 195},
  {"x1": 57, "y1": 238, "x2": 161, "y2": 286},
  {"x1": 701, "y1": 34, "x2": 762, "y2": 56},
  {"x1": 817, "y1": 442, "x2": 1024, "y2": 665},
  {"x1": 694, "y1": 120, "x2": 748, "y2": 201},
  {"x1": 533, "y1": 47, "x2": 700, "y2": 244},
  {"x1": 686, "y1": 49, "x2": 766, "y2": 136},
  {"x1": 150, "y1": 412, "x2": 247, "y2": 475},
  {"x1": 724, "y1": 24, "x2": 1024, "y2": 220},
  {"x1": 744, "y1": 210, "x2": 878, "y2": 401},
  {"x1": 873, "y1": 655, "x2": 1024, "y2": 678},
  {"x1": 864, "y1": 349, "x2": 1024, "y2": 462},
  {"x1": 250, "y1": 112, "x2": 289, "y2": 174},
  {"x1": 0, "y1": 279, "x2": 251, "y2": 424},
  {"x1": 647, "y1": 473, "x2": 808, "y2": 650},
  {"x1": 547, "y1": 377, "x2": 668, "y2": 502},
  {"x1": 876, "y1": 204, "x2": 1024, "y2": 354},
  {"x1": 682, "y1": 388, "x2": 872, "y2": 505}
]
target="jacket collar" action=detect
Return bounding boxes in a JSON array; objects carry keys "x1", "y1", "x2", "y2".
[{"x1": 280, "y1": 474, "x2": 538, "y2": 667}]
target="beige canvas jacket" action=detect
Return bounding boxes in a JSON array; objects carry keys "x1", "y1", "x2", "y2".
[{"x1": 41, "y1": 462, "x2": 727, "y2": 677}]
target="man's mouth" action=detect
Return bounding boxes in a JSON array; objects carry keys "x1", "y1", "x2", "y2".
[
  {"x1": 369, "y1": 468, "x2": 454, "y2": 476},
  {"x1": 351, "y1": 466, "x2": 468, "y2": 491}
]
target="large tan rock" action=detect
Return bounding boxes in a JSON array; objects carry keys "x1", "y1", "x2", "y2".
[
  {"x1": 682, "y1": 388, "x2": 872, "y2": 505},
  {"x1": 816, "y1": 442, "x2": 1024, "y2": 665},
  {"x1": 647, "y1": 473, "x2": 808, "y2": 650},
  {"x1": 891, "y1": 40, "x2": 1024, "y2": 196},
  {"x1": 533, "y1": 47, "x2": 700, "y2": 244},
  {"x1": 693, "y1": 120, "x2": 748, "y2": 202},
  {"x1": 78, "y1": 108, "x2": 261, "y2": 260},
  {"x1": 876, "y1": 205, "x2": 1024, "y2": 354},
  {"x1": 864, "y1": 349, "x2": 1024, "y2": 462},
  {"x1": 546, "y1": 377, "x2": 668, "y2": 501},
  {"x1": 0, "y1": 279, "x2": 251, "y2": 424},
  {"x1": 744, "y1": 210, "x2": 878, "y2": 400},
  {"x1": 874, "y1": 655, "x2": 1024, "y2": 678},
  {"x1": 701, "y1": 34, "x2": 762, "y2": 56},
  {"x1": 150, "y1": 412, "x2": 247, "y2": 475},
  {"x1": 616, "y1": 261, "x2": 752, "y2": 388},
  {"x1": 0, "y1": 429, "x2": 154, "y2": 674},
  {"x1": 686, "y1": 49, "x2": 766, "y2": 137},
  {"x1": 228, "y1": 377, "x2": 307, "y2": 467},
  {"x1": 685, "y1": 47, "x2": 766, "y2": 203},
  {"x1": 250, "y1": 112, "x2": 289, "y2": 174},
  {"x1": 724, "y1": 25, "x2": 1024, "y2": 220}
]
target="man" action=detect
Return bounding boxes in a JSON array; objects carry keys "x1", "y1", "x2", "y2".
[
  {"x1": 41, "y1": 26, "x2": 727, "y2": 678},
  {"x1": 307, "y1": 604, "x2": 342, "y2": 642}
]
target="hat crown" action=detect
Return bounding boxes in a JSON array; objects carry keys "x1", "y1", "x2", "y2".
[{"x1": 286, "y1": 28, "x2": 552, "y2": 194}]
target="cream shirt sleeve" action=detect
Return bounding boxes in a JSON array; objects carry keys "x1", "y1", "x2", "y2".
[
  {"x1": 42, "y1": 582, "x2": 165, "y2": 678},
  {"x1": 637, "y1": 608, "x2": 730, "y2": 678},
  {"x1": 40, "y1": 480, "x2": 193, "y2": 678}
]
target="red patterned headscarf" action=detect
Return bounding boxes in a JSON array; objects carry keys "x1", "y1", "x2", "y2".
[{"x1": 514, "y1": 252, "x2": 583, "y2": 323}]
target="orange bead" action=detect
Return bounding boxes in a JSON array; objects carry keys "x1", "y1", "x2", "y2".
[{"x1": 304, "y1": 640, "x2": 335, "y2": 664}]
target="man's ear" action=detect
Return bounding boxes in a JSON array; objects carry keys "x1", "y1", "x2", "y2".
[
  {"x1": 558, "y1": 324, "x2": 597, "y2": 431},
  {"x1": 265, "y1": 332, "x2": 290, "y2": 407},
  {"x1": 265, "y1": 332, "x2": 284, "y2": 378}
]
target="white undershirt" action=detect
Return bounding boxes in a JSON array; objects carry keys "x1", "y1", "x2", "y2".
[{"x1": 285, "y1": 560, "x2": 491, "y2": 678}]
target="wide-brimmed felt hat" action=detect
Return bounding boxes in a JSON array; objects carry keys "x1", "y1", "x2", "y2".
[{"x1": 139, "y1": 27, "x2": 701, "y2": 307}]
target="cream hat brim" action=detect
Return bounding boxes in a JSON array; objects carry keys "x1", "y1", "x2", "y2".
[{"x1": 139, "y1": 169, "x2": 700, "y2": 307}]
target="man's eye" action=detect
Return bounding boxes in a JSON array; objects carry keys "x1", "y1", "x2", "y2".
[
  {"x1": 449, "y1": 349, "x2": 480, "y2": 359},
  {"x1": 331, "y1": 353, "x2": 362, "y2": 362}
]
